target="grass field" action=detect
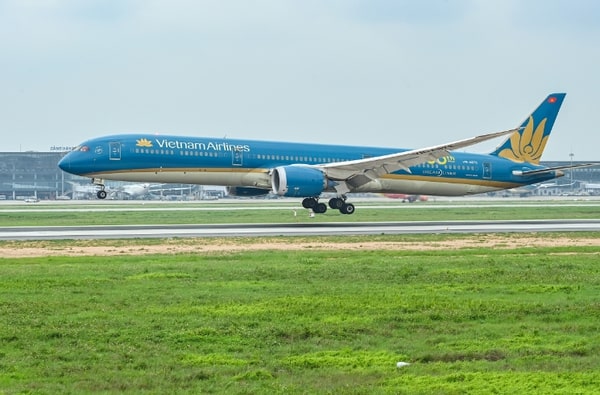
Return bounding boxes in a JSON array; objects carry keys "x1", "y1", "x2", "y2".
[
  {"x1": 1, "y1": 198, "x2": 599, "y2": 225},
  {"x1": 1, "y1": 237, "x2": 600, "y2": 394}
]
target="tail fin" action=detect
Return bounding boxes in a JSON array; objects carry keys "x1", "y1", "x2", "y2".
[{"x1": 491, "y1": 93, "x2": 566, "y2": 164}]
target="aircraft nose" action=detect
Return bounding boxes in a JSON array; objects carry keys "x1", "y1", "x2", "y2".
[
  {"x1": 57, "y1": 144, "x2": 95, "y2": 175},
  {"x1": 58, "y1": 154, "x2": 70, "y2": 172},
  {"x1": 58, "y1": 150, "x2": 83, "y2": 175}
]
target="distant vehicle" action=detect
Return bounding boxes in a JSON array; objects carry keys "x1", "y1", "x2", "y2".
[
  {"x1": 383, "y1": 194, "x2": 428, "y2": 202},
  {"x1": 24, "y1": 197, "x2": 39, "y2": 203},
  {"x1": 201, "y1": 192, "x2": 220, "y2": 200}
]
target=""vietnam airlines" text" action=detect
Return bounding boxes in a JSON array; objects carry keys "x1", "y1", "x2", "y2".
[{"x1": 155, "y1": 139, "x2": 251, "y2": 152}]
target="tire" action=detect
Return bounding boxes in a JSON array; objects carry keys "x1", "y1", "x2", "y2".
[
  {"x1": 97, "y1": 190, "x2": 107, "y2": 199},
  {"x1": 314, "y1": 202, "x2": 327, "y2": 214},
  {"x1": 340, "y1": 203, "x2": 355, "y2": 215},
  {"x1": 329, "y1": 197, "x2": 343, "y2": 209},
  {"x1": 302, "y1": 197, "x2": 317, "y2": 209}
]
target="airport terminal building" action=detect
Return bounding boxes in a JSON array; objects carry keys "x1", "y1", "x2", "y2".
[
  {"x1": 0, "y1": 152, "x2": 80, "y2": 200},
  {"x1": 0, "y1": 151, "x2": 599, "y2": 200}
]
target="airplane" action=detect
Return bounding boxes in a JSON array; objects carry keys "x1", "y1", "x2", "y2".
[
  {"x1": 112, "y1": 183, "x2": 153, "y2": 200},
  {"x1": 58, "y1": 93, "x2": 592, "y2": 214}
]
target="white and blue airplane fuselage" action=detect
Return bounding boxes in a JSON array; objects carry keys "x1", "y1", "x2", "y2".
[{"x1": 58, "y1": 93, "x2": 581, "y2": 214}]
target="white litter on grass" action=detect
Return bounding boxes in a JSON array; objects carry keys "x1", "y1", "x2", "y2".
[{"x1": 396, "y1": 361, "x2": 410, "y2": 368}]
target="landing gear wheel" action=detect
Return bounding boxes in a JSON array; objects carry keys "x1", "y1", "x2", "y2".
[
  {"x1": 302, "y1": 197, "x2": 317, "y2": 209},
  {"x1": 340, "y1": 203, "x2": 355, "y2": 215},
  {"x1": 329, "y1": 197, "x2": 344, "y2": 209},
  {"x1": 314, "y1": 202, "x2": 328, "y2": 214},
  {"x1": 97, "y1": 190, "x2": 107, "y2": 199}
]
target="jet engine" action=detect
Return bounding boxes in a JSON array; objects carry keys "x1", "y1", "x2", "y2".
[{"x1": 271, "y1": 166, "x2": 328, "y2": 197}]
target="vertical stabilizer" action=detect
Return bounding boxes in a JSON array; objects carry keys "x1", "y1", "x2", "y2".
[{"x1": 491, "y1": 93, "x2": 566, "y2": 164}]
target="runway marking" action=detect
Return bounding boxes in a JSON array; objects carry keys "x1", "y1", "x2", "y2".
[{"x1": 1, "y1": 220, "x2": 599, "y2": 240}]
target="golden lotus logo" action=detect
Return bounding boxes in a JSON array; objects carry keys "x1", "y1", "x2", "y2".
[
  {"x1": 136, "y1": 138, "x2": 153, "y2": 148},
  {"x1": 498, "y1": 116, "x2": 548, "y2": 164}
]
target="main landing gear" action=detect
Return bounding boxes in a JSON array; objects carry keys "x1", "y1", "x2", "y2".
[
  {"x1": 301, "y1": 196, "x2": 355, "y2": 215},
  {"x1": 92, "y1": 178, "x2": 107, "y2": 199}
]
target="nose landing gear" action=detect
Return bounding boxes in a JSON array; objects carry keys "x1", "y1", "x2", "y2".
[{"x1": 92, "y1": 178, "x2": 107, "y2": 200}]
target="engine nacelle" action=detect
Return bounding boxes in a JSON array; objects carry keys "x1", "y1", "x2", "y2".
[
  {"x1": 271, "y1": 166, "x2": 327, "y2": 197},
  {"x1": 226, "y1": 186, "x2": 270, "y2": 197}
]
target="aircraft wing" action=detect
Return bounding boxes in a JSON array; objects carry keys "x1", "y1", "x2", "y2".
[{"x1": 320, "y1": 127, "x2": 520, "y2": 189}]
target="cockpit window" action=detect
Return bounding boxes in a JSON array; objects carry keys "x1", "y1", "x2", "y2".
[{"x1": 79, "y1": 145, "x2": 90, "y2": 152}]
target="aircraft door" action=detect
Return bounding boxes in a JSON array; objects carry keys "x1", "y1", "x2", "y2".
[
  {"x1": 483, "y1": 162, "x2": 491, "y2": 179},
  {"x1": 109, "y1": 142, "x2": 122, "y2": 161},
  {"x1": 232, "y1": 149, "x2": 243, "y2": 166}
]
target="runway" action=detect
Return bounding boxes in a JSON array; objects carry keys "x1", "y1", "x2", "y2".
[{"x1": 1, "y1": 219, "x2": 599, "y2": 240}]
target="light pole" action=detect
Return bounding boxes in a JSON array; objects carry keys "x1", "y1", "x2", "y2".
[{"x1": 569, "y1": 152, "x2": 574, "y2": 192}]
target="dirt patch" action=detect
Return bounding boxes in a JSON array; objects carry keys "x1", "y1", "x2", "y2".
[{"x1": 1, "y1": 235, "x2": 599, "y2": 258}]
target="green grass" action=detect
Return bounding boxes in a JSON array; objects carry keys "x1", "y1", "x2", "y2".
[
  {"x1": 1, "y1": 239, "x2": 600, "y2": 393},
  {"x1": 1, "y1": 200, "x2": 599, "y2": 225}
]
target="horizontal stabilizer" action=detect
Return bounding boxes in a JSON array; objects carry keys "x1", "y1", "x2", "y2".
[{"x1": 512, "y1": 163, "x2": 597, "y2": 177}]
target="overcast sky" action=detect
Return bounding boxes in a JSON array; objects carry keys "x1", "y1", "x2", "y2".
[{"x1": 1, "y1": 0, "x2": 599, "y2": 160}]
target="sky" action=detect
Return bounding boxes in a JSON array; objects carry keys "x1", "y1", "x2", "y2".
[{"x1": 1, "y1": 0, "x2": 599, "y2": 161}]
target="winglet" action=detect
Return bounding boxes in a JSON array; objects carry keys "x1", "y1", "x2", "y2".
[{"x1": 491, "y1": 93, "x2": 566, "y2": 164}]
